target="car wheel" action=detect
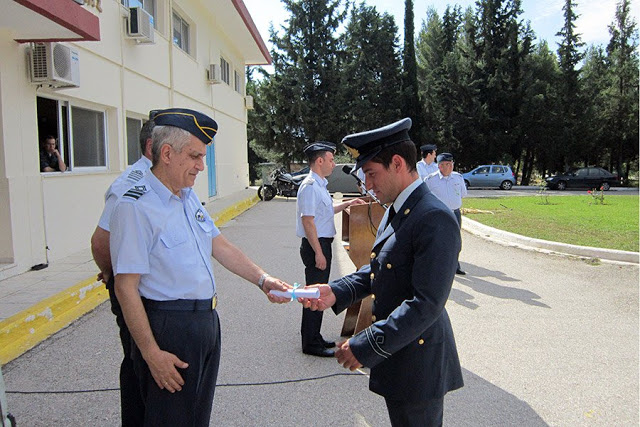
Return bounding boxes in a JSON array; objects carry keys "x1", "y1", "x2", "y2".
[
  {"x1": 258, "y1": 185, "x2": 276, "y2": 201},
  {"x1": 557, "y1": 181, "x2": 567, "y2": 190},
  {"x1": 600, "y1": 182, "x2": 611, "y2": 191},
  {"x1": 464, "y1": 180, "x2": 470, "y2": 189},
  {"x1": 500, "y1": 180, "x2": 513, "y2": 190}
]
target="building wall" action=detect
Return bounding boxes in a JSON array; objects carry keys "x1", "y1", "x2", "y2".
[{"x1": 0, "y1": 0, "x2": 254, "y2": 279}]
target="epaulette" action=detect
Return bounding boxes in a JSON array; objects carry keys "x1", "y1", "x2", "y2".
[
  {"x1": 126, "y1": 169, "x2": 144, "y2": 183},
  {"x1": 306, "y1": 176, "x2": 316, "y2": 185},
  {"x1": 122, "y1": 185, "x2": 148, "y2": 200},
  {"x1": 426, "y1": 171, "x2": 439, "y2": 180}
]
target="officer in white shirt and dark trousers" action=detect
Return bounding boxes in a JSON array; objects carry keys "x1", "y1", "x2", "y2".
[
  {"x1": 425, "y1": 152, "x2": 468, "y2": 275},
  {"x1": 296, "y1": 142, "x2": 364, "y2": 357},
  {"x1": 416, "y1": 144, "x2": 438, "y2": 181}
]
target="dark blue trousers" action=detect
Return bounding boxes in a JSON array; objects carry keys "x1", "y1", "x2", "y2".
[
  {"x1": 385, "y1": 396, "x2": 444, "y2": 427},
  {"x1": 107, "y1": 277, "x2": 144, "y2": 426},
  {"x1": 300, "y1": 237, "x2": 332, "y2": 349},
  {"x1": 131, "y1": 303, "x2": 221, "y2": 427},
  {"x1": 454, "y1": 208, "x2": 462, "y2": 270}
]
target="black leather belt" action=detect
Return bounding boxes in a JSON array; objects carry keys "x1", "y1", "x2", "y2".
[
  {"x1": 142, "y1": 295, "x2": 217, "y2": 311},
  {"x1": 303, "y1": 237, "x2": 334, "y2": 243}
]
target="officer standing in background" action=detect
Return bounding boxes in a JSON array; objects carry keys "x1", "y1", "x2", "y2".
[
  {"x1": 425, "y1": 152, "x2": 468, "y2": 275},
  {"x1": 416, "y1": 144, "x2": 437, "y2": 181},
  {"x1": 110, "y1": 108, "x2": 291, "y2": 425},
  {"x1": 91, "y1": 117, "x2": 154, "y2": 426},
  {"x1": 297, "y1": 142, "x2": 364, "y2": 357},
  {"x1": 300, "y1": 118, "x2": 463, "y2": 426}
]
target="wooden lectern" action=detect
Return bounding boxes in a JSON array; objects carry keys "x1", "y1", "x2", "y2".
[{"x1": 340, "y1": 200, "x2": 386, "y2": 336}]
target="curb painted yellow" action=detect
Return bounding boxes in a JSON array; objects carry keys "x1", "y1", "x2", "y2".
[
  {"x1": 0, "y1": 194, "x2": 259, "y2": 366},
  {"x1": 211, "y1": 194, "x2": 259, "y2": 227},
  {"x1": 0, "y1": 277, "x2": 108, "y2": 364}
]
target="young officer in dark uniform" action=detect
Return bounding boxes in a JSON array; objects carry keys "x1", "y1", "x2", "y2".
[
  {"x1": 300, "y1": 118, "x2": 463, "y2": 426},
  {"x1": 296, "y1": 142, "x2": 364, "y2": 357},
  {"x1": 110, "y1": 108, "x2": 291, "y2": 426}
]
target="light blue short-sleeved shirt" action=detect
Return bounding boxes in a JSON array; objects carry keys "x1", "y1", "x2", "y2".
[
  {"x1": 296, "y1": 171, "x2": 336, "y2": 238},
  {"x1": 98, "y1": 156, "x2": 152, "y2": 231},
  {"x1": 110, "y1": 171, "x2": 220, "y2": 300},
  {"x1": 425, "y1": 171, "x2": 467, "y2": 211},
  {"x1": 416, "y1": 160, "x2": 438, "y2": 181}
]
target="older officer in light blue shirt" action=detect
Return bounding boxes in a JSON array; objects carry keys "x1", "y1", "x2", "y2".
[
  {"x1": 296, "y1": 141, "x2": 364, "y2": 357},
  {"x1": 91, "y1": 117, "x2": 154, "y2": 426},
  {"x1": 425, "y1": 152, "x2": 468, "y2": 274},
  {"x1": 110, "y1": 108, "x2": 290, "y2": 426}
]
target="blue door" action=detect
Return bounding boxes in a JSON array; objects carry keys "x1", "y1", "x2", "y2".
[{"x1": 206, "y1": 143, "x2": 217, "y2": 197}]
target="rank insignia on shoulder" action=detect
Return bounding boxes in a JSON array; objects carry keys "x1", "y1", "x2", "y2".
[
  {"x1": 123, "y1": 185, "x2": 147, "y2": 200},
  {"x1": 195, "y1": 208, "x2": 206, "y2": 222},
  {"x1": 127, "y1": 169, "x2": 144, "y2": 183}
]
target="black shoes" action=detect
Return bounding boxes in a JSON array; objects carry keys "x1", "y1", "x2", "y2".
[
  {"x1": 302, "y1": 336, "x2": 336, "y2": 357},
  {"x1": 302, "y1": 346, "x2": 335, "y2": 357},
  {"x1": 321, "y1": 338, "x2": 335, "y2": 348},
  {"x1": 456, "y1": 268, "x2": 466, "y2": 275}
]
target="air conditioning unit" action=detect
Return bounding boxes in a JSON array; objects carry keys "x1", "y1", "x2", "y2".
[
  {"x1": 207, "y1": 64, "x2": 222, "y2": 84},
  {"x1": 244, "y1": 95, "x2": 254, "y2": 110},
  {"x1": 28, "y1": 42, "x2": 80, "y2": 88},
  {"x1": 126, "y1": 7, "x2": 155, "y2": 43}
]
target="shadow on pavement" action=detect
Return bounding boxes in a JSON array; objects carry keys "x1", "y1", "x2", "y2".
[
  {"x1": 446, "y1": 368, "x2": 549, "y2": 426},
  {"x1": 453, "y1": 264, "x2": 551, "y2": 309}
]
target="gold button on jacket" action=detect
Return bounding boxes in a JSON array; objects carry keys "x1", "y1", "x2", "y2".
[
  {"x1": 371, "y1": 315, "x2": 377, "y2": 322},
  {"x1": 418, "y1": 339, "x2": 425, "y2": 345},
  {"x1": 370, "y1": 252, "x2": 376, "y2": 259},
  {"x1": 386, "y1": 263, "x2": 392, "y2": 269}
]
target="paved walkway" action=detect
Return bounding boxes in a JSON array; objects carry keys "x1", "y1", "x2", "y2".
[
  {"x1": 0, "y1": 188, "x2": 258, "y2": 364},
  {"x1": 0, "y1": 187, "x2": 637, "y2": 365}
]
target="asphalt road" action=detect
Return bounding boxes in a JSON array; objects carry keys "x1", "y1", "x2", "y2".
[{"x1": 4, "y1": 197, "x2": 638, "y2": 426}]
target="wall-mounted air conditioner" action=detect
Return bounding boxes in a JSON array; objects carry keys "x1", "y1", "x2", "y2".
[
  {"x1": 28, "y1": 42, "x2": 80, "y2": 88},
  {"x1": 245, "y1": 95, "x2": 254, "y2": 110},
  {"x1": 126, "y1": 7, "x2": 155, "y2": 43},
  {"x1": 207, "y1": 64, "x2": 222, "y2": 84}
]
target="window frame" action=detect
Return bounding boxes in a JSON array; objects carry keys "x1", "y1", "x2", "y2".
[
  {"x1": 122, "y1": 0, "x2": 157, "y2": 28},
  {"x1": 37, "y1": 96, "x2": 108, "y2": 173},
  {"x1": 234, "y1": 69, "x2": 243, "y2": 93},
  {"x1": 172, "y1": 10, "x2": 191, "y2": 54},
  {"x1": 220, "y1": 57, "x2": 230, "y2": 85},
  {"x1": 126, "y1": 116, "x2": 145, "y2": 166}
]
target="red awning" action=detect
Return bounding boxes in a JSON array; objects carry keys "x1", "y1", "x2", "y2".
[{"x1": 6, "y1": 0, "x2": 100, "y2": 43}]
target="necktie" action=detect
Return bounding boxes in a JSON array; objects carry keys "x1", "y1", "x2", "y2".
[{"x1": 385, "y1": 206, "x2": 396, "y2": 229}]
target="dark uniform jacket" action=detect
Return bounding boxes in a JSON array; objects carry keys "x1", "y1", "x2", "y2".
[{"x1": 330, "y1": 183, "x2": 464, "y2": 401}]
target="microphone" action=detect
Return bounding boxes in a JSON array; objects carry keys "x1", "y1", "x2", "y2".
[{"x1": 342, "y1": 165, "x2": 387, "y2": 209}]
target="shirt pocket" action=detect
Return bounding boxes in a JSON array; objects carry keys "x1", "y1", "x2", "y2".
[
  {"x1": 159, "y1": 230, "x2": 187, "y2": 249},
  {"x1": 196, "y1": 217, "x2": 215, "y2": 237}
]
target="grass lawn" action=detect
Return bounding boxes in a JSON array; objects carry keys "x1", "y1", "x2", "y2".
[{"x1": 463, "y1": 194, "x2": 639, "y2": 252}]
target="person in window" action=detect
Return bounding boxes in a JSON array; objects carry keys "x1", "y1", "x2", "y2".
[{"x1": 39, "y1": 136, "x2": 67, "y2": 172}]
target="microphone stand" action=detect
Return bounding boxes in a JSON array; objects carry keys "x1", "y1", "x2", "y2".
[{"x1": 342, "y1": 165, "x2": 388, "y2": 209}]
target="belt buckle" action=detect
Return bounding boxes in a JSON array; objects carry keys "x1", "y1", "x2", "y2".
[{"x1": 211, "y1": 294, "x2": 217, "y2": 310}]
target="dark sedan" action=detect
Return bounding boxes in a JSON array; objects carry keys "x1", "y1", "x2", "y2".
[{"x1": 545, "y1": 167, "x2": 621, "y2": 190}]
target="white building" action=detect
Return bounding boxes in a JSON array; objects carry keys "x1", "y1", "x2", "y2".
[{"x1": 0, "y1": 0, "x2": 271, "y2": 279}]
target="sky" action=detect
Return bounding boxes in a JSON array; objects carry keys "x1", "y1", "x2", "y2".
[{"x1": 243, "y1": 0, "x2": 639, "y2": 55}]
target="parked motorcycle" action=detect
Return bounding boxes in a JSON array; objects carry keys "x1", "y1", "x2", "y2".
[{"x1": 257, "y1": 167, "x2": 308, "y2": 201}]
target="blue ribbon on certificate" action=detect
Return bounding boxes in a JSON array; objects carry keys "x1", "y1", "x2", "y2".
[{"x1": 290, "y1": 282, "x2": 302, "y2": 301}]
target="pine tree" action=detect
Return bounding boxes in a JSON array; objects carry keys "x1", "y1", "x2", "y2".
[
  {"x1": 555, "y1": 0, "x2": 585, "y2": 171},
  {"x1": 402, "y1": 0, "x2": 426, "y2": 143},
  {"x1": 341, "y1": 2, "x2": 403, "y2": 134},
  {"x1": 604, "y1": 0, "x2": 639, "y2": 181},
  {"x1": 253, "y1": 0, "x2": 348, "y2": 168}
]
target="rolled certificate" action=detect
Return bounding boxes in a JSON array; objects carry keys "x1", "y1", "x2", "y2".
[{"x1": 269, "y1": 288, "x2": 320, "y2": 299}]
